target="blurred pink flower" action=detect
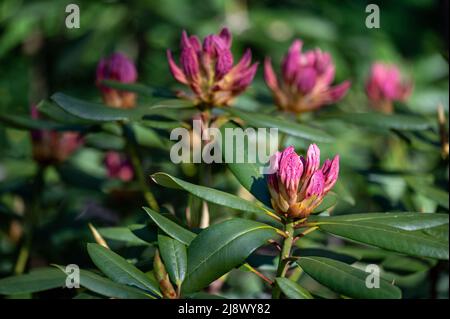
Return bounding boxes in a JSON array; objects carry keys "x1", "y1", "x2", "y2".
[
  {"x1": 264, "y1": 40, "x2": 351, "y2": 114},
  {"x1": 30, "y1": 105, "x2": 83, "y2": 164},
  {"x1": 267, "y1": 144, "x2": 339, "y2": 219},
  {"x1": 96, "y1": 52, "x2": 138, "y2": 109},
  {"x1": 104, "y1": 151, "x2": 134, "y2": 182},
  {"x1": 167, "y1": 27, "x2": 258, "y2": 108},
  {"x1": 366, "y1": 62, "x2": 413, "y2": 113}
]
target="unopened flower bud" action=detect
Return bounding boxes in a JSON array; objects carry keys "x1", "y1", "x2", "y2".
[
  {"x1": 96, "y1": 52, "x2": 138, "y2": 109},
  {"x1": 264, "y1": 39, "x2": 351, "y2": 114},
  {"x1": 167, "y1": 27, "x2": 258, "y2": 108},
  {"x1": 267, "y1": 144, "x2": 339, "y2": 219},
  {"x1": 365, "y1": 62, "x2": 413, "y2": 113}
]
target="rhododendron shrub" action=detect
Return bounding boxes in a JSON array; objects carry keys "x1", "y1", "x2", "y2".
[{"x1": 0, "y1": 1, "x2": 447, "y2": 301}]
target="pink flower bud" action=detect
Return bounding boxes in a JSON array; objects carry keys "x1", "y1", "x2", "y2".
[
  {"x1": 96, "y1": 52, "x2": 138, "y2": 109},
  {"x1": 278, "y1": 146, "x2": 303, "y2": 198},
  {"x1": 104, "y1": 151, "x2": 134, "y2": 182},
  {"x1": 264, "y1": 39, "x2": 351, "y2": 114},
  {"x1": 303, "y1": 144, "x2": 320, "y2": 181},
  {"x1": 267, "y1": 144, "x2": 339, "y2": 219},
  {"x1": 167, "y1": 27, "x2": 258, "y2": 107},
  {"x1": 30, "y1": 105, "x2": 83, "y2": 164},
  {"x1": 366, "y1": 62, "x2": 413, "y2": 113},
  {"x1": 322, "y1": 155, "x2": 339, "y2": 193},
  {"x1": 305, "y1": 171, "x2": 325, "y2": 198}
]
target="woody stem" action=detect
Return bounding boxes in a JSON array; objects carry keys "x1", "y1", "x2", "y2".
[
  {"x1": 272, "y1": 218, "x2": 295, "y2": 299},
  {"x1": 121, "y1": 123, "x2": 159, "y2": 212}
]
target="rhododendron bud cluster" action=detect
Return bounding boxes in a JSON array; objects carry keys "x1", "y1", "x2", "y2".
[
  {"x1": 264, "y1": 40, "x2": 351, "y2": 114},
  {"x1": 267, "y1": 145, "x2": 339, "y2": 219},
  {"x1": 167, "y1": 27, "x2": 258, "y2": 108},
  {"x1": 30, "y1": 105, "x2": 83, "y2": 164},
  {"x1": 103, "y1": 151, "x2": 134, "y2": 182},
  {"x1": 96, "y1": 52, "x2": 138, "y2": 109},
  {"x1": 365, "y1": 62, "x2": 413, "y2": 113}
]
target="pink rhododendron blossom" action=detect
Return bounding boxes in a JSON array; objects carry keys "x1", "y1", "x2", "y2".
[
  {"x1": 264, "y1": 40, "x2": 351, "y2": 114},
  {"x1": 104, "y1": 151, "x2": 134, "y2": 182},
  {"x1": 96, "y1": 52, "x2": 138, "y2": 109},
  {"x1": 30, "y1": 105, "x2": 83, "y2": 164},
  {"x1": 366, "y1": 62, "x2": 413, "y2": 113},
  {"x1": 167, "y1": 27, "x2": 258, "y2": 108}
]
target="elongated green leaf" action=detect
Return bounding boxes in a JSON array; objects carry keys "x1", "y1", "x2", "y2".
[
  {"x1": 182, "y1": 218, "x2": 278, "y2": 293},
  {"x1": 51, "y1": 93, "x2": 189, "y2": 122},
  {"x1": 228, "y1": 108, "x2": 333, "y2": 142},
  {"x1": 309, "y1": 212, "x2": 449, "y2": 231},
  {"x1": 87, "y1": 243, "x2": 161, "y2": 297},
  {"x1": 275, "y1": 278, "x2": 313, "y2": 299},
  {"x1": 78, "y1": 270, "x2": 153, "y2": 299},
  {"x1": 158, "y1": 234, "x2": 187, "y2": 286},
  {"x1": 0, "y1": 113, "x2": 78, "y2": 131},
  {"x1": 52, "y1": 92, "x2": 142, "y2": 121},
  {"x1": 409, "y1": 183, "x2": 449, "y2": 209},
  {"x1": 312, "y1": 220, "x2": 449, "y2": 260},
  {"x1": 38, "y1": 100, "x2": 95, "y2": 125},
  {"x1": 151, "y1": 172, "x2": 268, "y2": 216},
  {"x1": 0, "y1": 268, "x2": 65, "y2": 295},
  {"x1": 143, "y1": 207, "x2": 196, "y2": 245},
  {"x1": 98, "y1": 226, "x2": 150, "y2": 246},
  {"x1": 297, "y1": 257, "x2": 402, "y2": 299},
  {"x1": 327, "y1": 112, "x2": 432, "y2": 131},
  {"x1": 219, "y1": 121, "x2": 272, "y2": 207}
]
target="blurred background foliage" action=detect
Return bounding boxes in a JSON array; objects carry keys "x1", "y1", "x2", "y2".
[{"x1": 0, "y1": 0, "x2": 448, "y2": 299}]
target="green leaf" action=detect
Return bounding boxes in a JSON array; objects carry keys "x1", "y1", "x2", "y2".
[
  {"x1": 327, "y1": 112, "x2": 432, "y2": 131},
  {"x1": 228, "y1": 108, "x2": 334, "y2": 142},
  {"x1": 52, "y1": 92, "x2": 142, "y2": 121},
  {"x1": 409, "y1": 183, "x2": 449, "y2": 209},
  {"x1": 0, "y1": 268, "x2": 65, "y2": 295},
  {"x1": 37, "y1": 100, "x2": 95, "y2": 125},
  {"x1": 219, "y1": 121, "x2": 272, "y2": 207},
  {"x1": 309, "y1": 212, "x2": 449, "y2": 231},
  {"x1": 158, "y1": 234, "x2": 187, "y2": 287},
  {"x1": 297, "y1": 257, "x2": 402, "y2": 299},
  {"x1": 51, "y1": 92, "x2": 189, "y2": 122},
  {"x1": 86, "y1": 243, "x2": 162, "y2": 297},
  {"x1": 0, "y1": 113, "x2": 74, "y2": 131},
  {"x1": 143, "y1": 207, "x2": 196, "y2": 245},
  {"x1": 311, "y1": 219, "x2": 449, "y2": 260},
  {"x1": 98, "y1": 226, "x2": 151, "y2": 246},
  {"x1": 151, "y1": 172, "x2": 269, "y2": 216},
  {"x1": 182, "y1": 218, "x2": 278, "y2": 294},
  {"x1": 77, "y1": 270, "x2": 153, "y2": 299},
  {"x1": 275, "y1": 278, "x2": 313, "y2": 299},
  {"x1": 313, "y1": 192, "x2": 338, "y2": 213}
]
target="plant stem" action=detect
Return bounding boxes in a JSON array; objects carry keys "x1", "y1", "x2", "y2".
[
  {"x1": 14, "y1": 165, "x2": 45, "y2": 275},
  {"x1": 272, "y1": 218, "x2": 295, "y2": 299},
  {"x1": 121, "y1": 123, "x2": 159, "y2": 212}
]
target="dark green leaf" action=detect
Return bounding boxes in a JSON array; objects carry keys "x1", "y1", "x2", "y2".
[
  {"x1": 275, "y1": 277, "x2": 313, "y2": 299},
  {"x1": 0, "y1": 268, "x2": 65, "y2": 295},
  {"x1": 78, "y1": 269, "x2": 153, "y2": 299},
  {"x1": 309, "y1": 212, "x2": 449, "y2": 231},
  {"x1": 151, "y1": 172, "x2": 270, "y2": 217},
  {"x1": 312, "y1": 219, "x2": 449, "y2": 260},
  {"x1": 297, "y1": 257, "x2": 402, "y2": 299},
  {"x1": 87, "y1": 243, "x2": 162, "y2": 297},
  {"x1": 158, "y1": 234, "x2": 187, "y2": 286},
  {"x1": 182, "y1": 218, "x2": 278, "y2": 293},
  {"x1": 228, "y1": 108, "x2": 334, "y2": 142},
  {"x1": 143, "y1": 207, "x2": 196, "y2": 245}
]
